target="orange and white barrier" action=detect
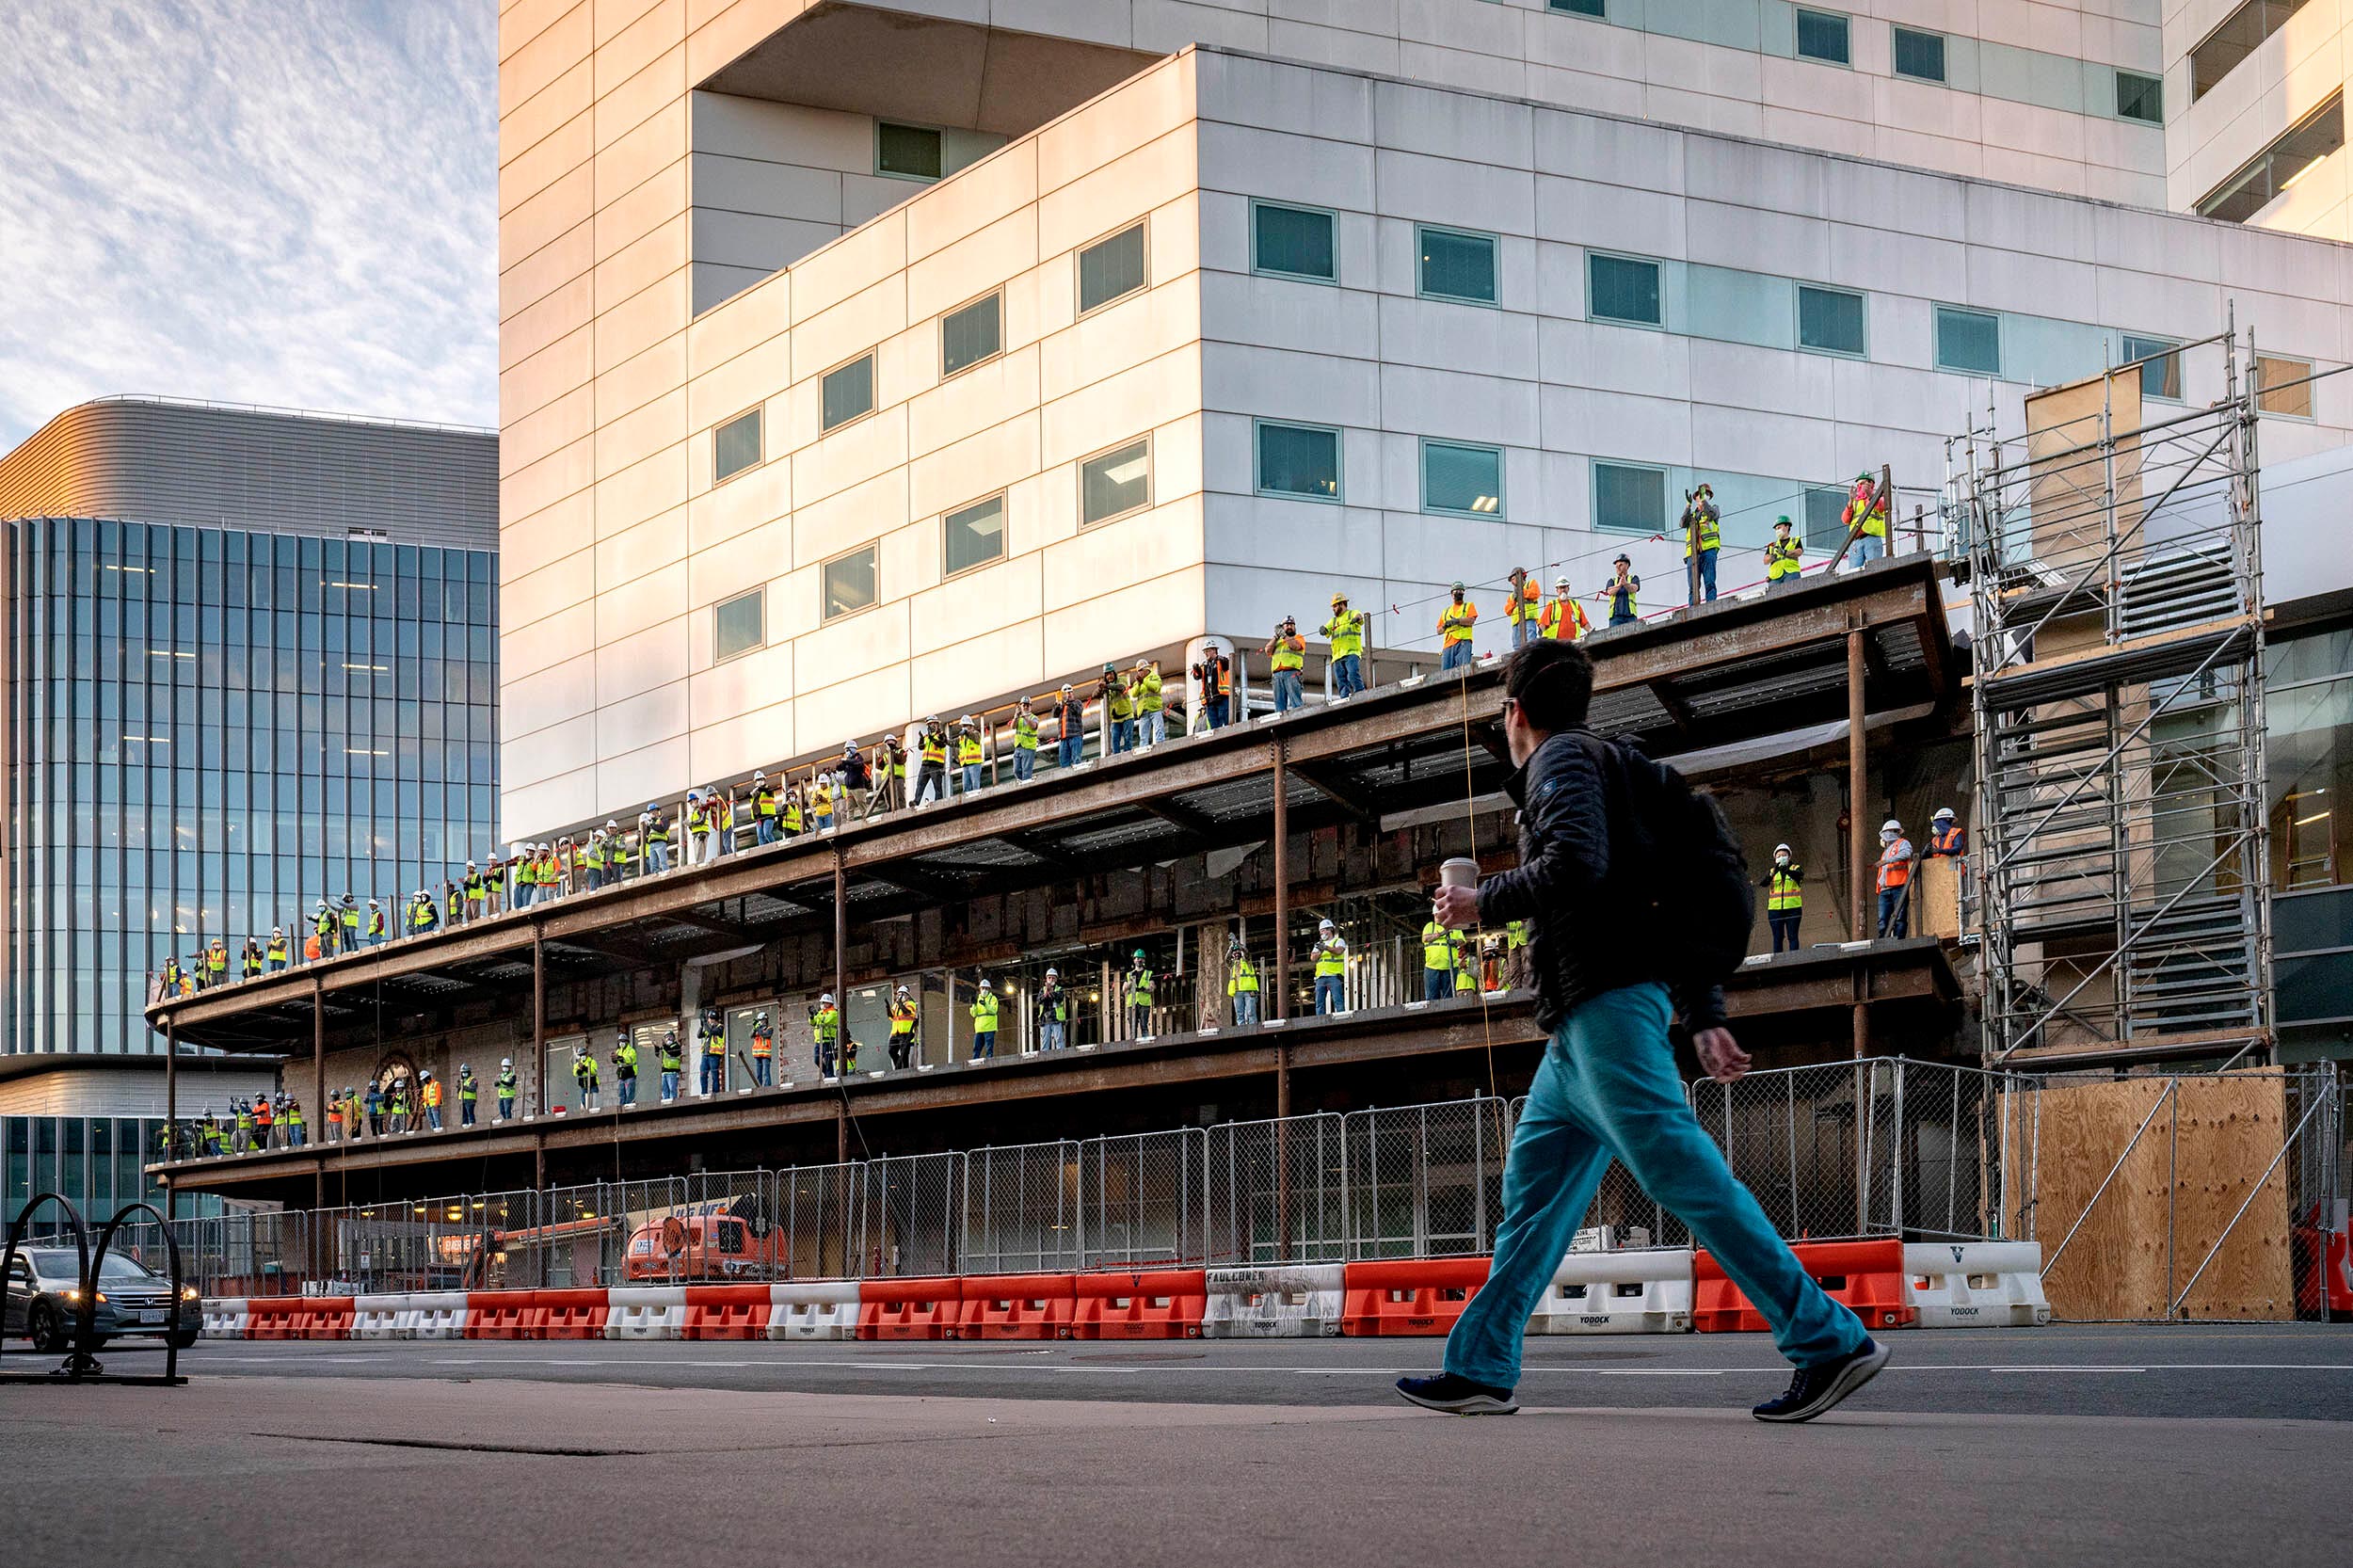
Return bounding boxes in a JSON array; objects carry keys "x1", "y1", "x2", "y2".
[
  {"x1": 604, "y1": 1286, "x2": 689, "y2": 1339},
  {"x1": 1529, "y1": 1248, "x2": 1694, "y2": 1335},
  {"x1": 1696, "y1": 1240, "x2": 1916, "y2": 1333},
  {"x1": 296, "y1": 1297, "x2": 357, "y2": 1341},
  {"x1": 402, "y1": 1290, "x2": 472, "y2": 1339},
  {"x1": 352, "y1": 1294, "x2": 408, "y2": 1340},
  {"x1": 1072, "y1": 1270, "x2": 1208, "y2": 1339},
  {"x1": 767, "y1": 1281, "x2": 861, "y2": 1340},
  {"x1": 1202, "y1": 1264, "x2": 1344, "y2": 1337},
  {"x1": 200, "y1": 1298, "x2": 248, "y2": 1339},
  {"x1": 684, "y1": 1284, "x2": 772, "y2": 1340},
  {"x1": 467, "y1": 1289, "x2": 534, "y2": 1339},
  {"x1": 957, "y1": 1274, "x2": 1078, "y2": 1339},
  {"x1": 529, "y1": 1288, "x2": 612, "y2": 1339},
  {"x1": 1903, "y1": 1242, "x2": 2050, "y2": 1328},
  {"x1": 857, "y1": 1276, "x2": 961, "y2": 1340}
]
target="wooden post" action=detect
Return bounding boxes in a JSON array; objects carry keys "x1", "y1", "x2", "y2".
[{"x1": 1849, "y1": 627, "x2": 1870, "y2": 944}]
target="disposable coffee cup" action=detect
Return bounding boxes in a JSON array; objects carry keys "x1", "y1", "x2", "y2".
[{"x1": 1439, "y1": 856, "x2": 1479, "y2": 891}]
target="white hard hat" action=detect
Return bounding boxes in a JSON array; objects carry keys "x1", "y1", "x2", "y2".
[
  {"x1": 1881, "y1": 819, "x2": 1901, "y2": 834},
  {"x1": 820, "y1": 992, "x2": 834, "y2": 1005},
  {"x1": 1555, "y1": 576, "x2": 1571, "y2": 590},
  {"x1": 501, "y1": 1058, "x2": 512, "y2": 1068},
  {"x1": 1933, "y1": 807, "x2": 1956, "y2": 822},
  {"x1": 271, "y1": 926, "x2": 282, "y2": 936},
  {"x1": 1319, "y1": 918, "x2": 1336, "y2": 931},
  {"x1": 467, "y1": 859, "x2": 477, "y2": 869},
  {"x1": 924, "y1": 714, "x2": 939, "y2": 725},
  {"x1": 753, "y1": 771, "x2": 765, "y2": 783},
  {"x1": 1043, "y1": 968, "x2": 1058, "y2": 980},
  {"x1": 896, "y1": 984, "x2": 911, "y2": 997},
  {"x1": 1774, "y1": 842, "x2": 1791, "y2": 855},
  {"x1": 606, "y1": 819, "x2": 618, "y2": 830}
]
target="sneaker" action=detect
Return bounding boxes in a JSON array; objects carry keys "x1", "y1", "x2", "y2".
[
  {"x1": 1395, "y1": 1372, "x2": 1519, "y2": 1416},
  {"x1": 1751, "y1": 1338, "x2": 1890, "y2": 1423}
]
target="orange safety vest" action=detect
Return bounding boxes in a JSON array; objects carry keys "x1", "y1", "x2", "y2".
[
  {"x1": 1878, "y1": 840, "x2": 1913, "y2": 890},
  {"x1": 423, "y1": 1080, "x2": 442, "y2": 1108},
  {"x1": 1505, "y1": 578, "x2": 1541, "y2": 625},
  {"x1": 1538, "y1": 596, "x2": 1589, "y2": 641}
]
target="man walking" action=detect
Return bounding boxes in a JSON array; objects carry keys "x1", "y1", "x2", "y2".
[{"x1": 1397, "y1": 638, "x2": 1885, "y2": 1422}]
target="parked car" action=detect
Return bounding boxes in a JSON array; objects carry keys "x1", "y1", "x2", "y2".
[{"x1": 4, "y1": 1247, "x2": 200, "y2": 1351}]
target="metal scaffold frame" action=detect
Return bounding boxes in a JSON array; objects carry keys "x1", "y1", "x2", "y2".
[{"x1": 1951, "y1": 328, "x2": 2273, "y2": 1065}]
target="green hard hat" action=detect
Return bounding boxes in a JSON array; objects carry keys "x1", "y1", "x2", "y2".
[
  {"x1": 1133, "y1": 948, "x2": 1146, "y2": 960},
  {"x1": 1775, "y1": 514, "x2": 1791, "y2": 527}
]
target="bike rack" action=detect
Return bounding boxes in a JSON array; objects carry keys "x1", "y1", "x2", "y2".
[{"x1": 1, "y1": 1193, "x2": 188, "y2": 1386}]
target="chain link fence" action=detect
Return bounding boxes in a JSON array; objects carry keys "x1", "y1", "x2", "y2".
[{"x1": 120, "y1": 1058, "x2": 2345, "y2": 1320}]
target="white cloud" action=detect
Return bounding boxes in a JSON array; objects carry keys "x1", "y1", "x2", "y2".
[{"x1": 0, "y1": 0, "x2": 497, "y2": 448}]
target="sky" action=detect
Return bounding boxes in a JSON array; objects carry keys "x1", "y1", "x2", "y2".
[{"x1": 0, "y1": 0, "x2": 498, "y2": 449}]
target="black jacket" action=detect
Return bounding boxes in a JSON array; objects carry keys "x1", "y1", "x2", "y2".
[{"x1": 1476, "y1": 730, "x2": 1728, "y2": 1034}]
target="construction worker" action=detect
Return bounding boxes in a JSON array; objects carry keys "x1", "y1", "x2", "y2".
[
  {"x1": 313, "y1": 900, "x2": 337, "y2": 958},
  {"x1": 1841, "y1": 470, "x2": 1887, "y2": 568},
  {"x1": 1122, "y1": 950, "x2": 1154, "y2": 1038},
  {"x1": 1106, "y1": 667, "x2": 1135, "y2": 754},
  {"x1": 232, "y1": 936, "x2": 260, "y2": 984},
  {"x1": 1420, "y1": 913, "x2": 1456, "y2": 1001},
  {"x1": 684, "y1": 789, "x2": 711, "y2": 866},
  {"x1": 1505, "y1": 566, "x2": 1541, "y2": 649},
  {"x1": 1135, "y1": 658, "x2": 1167, "y2": 745},
  {"x1": 420, "y1": 1069, "x2": 444, "y2": 1131},
  {"x1": 1051, "y1": 685, "x2": 1085, "y2": 769},
  {"x1": 495, "y1": 1059, "x2": 518, "y2": 1120},
  {"x1": 1765, "y1": 514, "x2": 1803, "y2": 590},
  {"x1": 203, "y1": 937, "x2": 228, "y2": 990},
  {"x1": 809, "y1": 772, "x2": 835, "y2": 830},
  {"x1": 232, "y1": 1097, "x2": 253, "y2": 1153},
  {"x1": 710, "y1": 785, "x2": 736, "y2": 858},
  {"x1": 780, "y1": 781, "x2": 806, "y2": 837},
  {"x1": 457, "y1": 1064, "x2": 478, "y2": 1127},
  {"x1": 1605, "y1": 555, "x2": 1641, "y2": 627},
  {"x1": 969, "y1": 977, "x2": 1000, "y2": 1062},
  {"x1": 1538, "y1": 575, "x2": 1590, "y2": 642},
  {"x1": 1876, "y1": 819, "x2": 1913, "y2": 938},
  {"x1": 158, "y1": 953, "x2": 182, "y2": 999},
  {"x1": 288, "y1": 1097, "x2": 309, "y2": 1147},
  {"x1": 614, "y1": 1028, "x2": 640, "y2": 1107},
  {"x1": 1008, "y1": 696, "x2": 1040, "y2": 783},
  {"x1": 323, "y1": 1092, "x2": 342, "y2": 1144},
  {"x1": 460, "y1": 861, "x2": 484, "y2": 920},
  {"x1": 916, "y1": 716, "x2": 950, "y2": 806},
  {"x1": 340, "y1": 893, "x2": 361, "y2": 949},
  {"x1": 254, "y1": 1094, "x2": 277, "y2": 1149},
  {"x1": 658, "y1": 1030, "x2": 684, "y2": 1102},
  {"x1": 1681, "y1": 482, "x2": 1721, "y2": 604},
  {"x1": 1451, "y1": 928, "x2": 1481, "y2": 996},
  {"x1": 1264, "y1": 617, "x2": 1307, "y2": 714},
  {"x1": 1503, "y1": 918, "x2": 1529, "y2": 991},
  {"x1": 572, "y1": 1043, "x2": 600, "y2": 1111},
  {"x1": 1190, "y1": 646, "x2": 1231, "y2": 731},
  {"x1": 1437, "y1": 582, "x2": 1479, "y2": 671},
  {"x1": 748, "y1": 770, "x2": 779, "y2": 844},
  {"x1": 1321, "y1": 592, "x2": 1368, "y2": 698},
  {"x1": 1764, "y1": 844, "x2": 1804, "y2": 954},
  {"x1": 366, "y1": 897, "x2": 387, "y2": 944},
  {"x1": 387, "y1": 1076, "x2": 409, "y2": 1135},
  {"x1": 888, "y1": 986, "x2": 920, "y2": 1069},
  {"x1": 485, "y1": 854, "x2": 507, "y2": 914},
  {"x1": 445, "y1": 876, "x2": 465, "y2": 927},
  {"x1": 956, "y1": 715, "x2": 985, "y2": 794},
  {"x1": 698, "y1": 1006, "x2": 727, "y2": 1096},
  {"x1": 640, "y1": 802, "x2": 671, "y2": 872},
  {"x1": 838, "y1": 746, "x2": 872, "y2": 822},
  {"x1": 1037, "y1": 970, "x2": 1067, "y2": 1052},
  {"x1": 362, "y1": 1080, "x2": 383, "y2": 1137},
  {"x1": 1312, "y1": 919, "x2": 1348, "y2": 1016},
  {"x1": 1927, "y1": 807, "x2": 1966, "y2": 859},
  {"x1": 1226, "y1": 940, "x2": 1260, "y2": 1027},
  {"x1": 201, "y1": 1112, "x2": 223, "y2": 1158},
  {"x1": 879, "y1": 734, "x2": 909, "y2": 812},
  {"x1": 409, "y1": 888, "x2": 439, "y2": 934},
  {"x1": 749, "y1": 1011, "x2": 774, "y2": 1086},
  {"x1": 266, "y1": 925, "x2": 289, "y2": 971},
  {"x1": 811, "y1": 993, "x2": 843, "y2": 1077}
]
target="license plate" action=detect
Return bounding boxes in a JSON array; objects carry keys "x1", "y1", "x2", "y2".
[{"x1": 134, "y1": 1309, "x2": 165, "y2": 1325}]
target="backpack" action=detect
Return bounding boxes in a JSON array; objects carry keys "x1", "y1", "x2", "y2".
[{"x1": 1574, "y1": 731, "x2": 1753, "y2": 992}]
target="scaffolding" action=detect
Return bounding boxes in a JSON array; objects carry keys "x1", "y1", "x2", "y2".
[{"x1": 1952, "y1": 328, "x2": 2271, "y2": 1065}]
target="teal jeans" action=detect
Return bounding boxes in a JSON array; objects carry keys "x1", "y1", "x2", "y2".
[{"x1": 1444, "y1": 983, "x2": 1866, "y2": 1388}]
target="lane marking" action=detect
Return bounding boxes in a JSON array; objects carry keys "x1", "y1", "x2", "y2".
[{"x1": 194, "y1": 1356, "x2": 2353, "y2": 1376}]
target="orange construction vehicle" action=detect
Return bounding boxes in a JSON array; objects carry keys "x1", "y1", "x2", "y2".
[{"x1": 623, "y1": 1196, "x2": 792, "y2": 1282}]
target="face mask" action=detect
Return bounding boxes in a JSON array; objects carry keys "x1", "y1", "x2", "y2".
[{"x1": 1775, "y1": 853, "x2": 1789, "y2": 864}]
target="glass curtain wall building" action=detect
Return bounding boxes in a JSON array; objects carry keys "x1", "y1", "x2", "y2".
[{"x1": 0, "y1": 397, "x2": 499, "y2": 1224}]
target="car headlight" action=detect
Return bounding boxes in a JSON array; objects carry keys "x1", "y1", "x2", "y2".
[
  {"x1": 62, "y1": 1288, "x2": 79, "y2": 1303},
  {"x1": 181, "y1": 1286, "x2": 200, "y2": 1301}
]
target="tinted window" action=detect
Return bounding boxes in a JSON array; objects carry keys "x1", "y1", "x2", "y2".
[
  {"x1": 1797, "y1": 285, "x2": 1865, "y2": 356},
  {"x1": 1589, "y1": 253, "x2": 1661, "y2": 326},
  {"x1": 713, "y1": 588, "x2": 763, "y2": 662},
  {"x1": 1418, "y1": 227, "x2": 1497, "y2": 304},
  {"x1": 1257, "y1": 423, "x2": 1341, "y2": 501},
  {"x1": 821, "y1": 355, "x2": 873, "y2": 431},
  {"x1": 944, "y1": 495, "x2": 1006, "y2": 576},
  {"x1": 2121, "y1": 334, "x2": 2182, "y2": 402},
  {"x1": 1423, "y1": 442, "x2": 1504, "y2": 516},
  {"x1": 1796, "y1": 8, "x2": 1850, "y2": 65},
  {"x1": 1081, "y1": 440, "x2": 1151, "y2": 525},
  {"x1": 712, "y1": 408, "x2": 761, "y2": 483},
  {"x1": 1893, "y1": 27, "x2": 1945, "y2": 83},
  {"x1": 2116, "y1": 71, "x2": 2164, "y2": 124},
  {"x1": 1550, "y1": 0, "x2": 1605, "y2": 14},
  {"x1": 822, "y1": 548, "x2": 877, "y2": 620},
  {"x1": 1593, "y1": 463, "x2": 1665, "y2": 533},
  {"x1": 1935, "y1": 306, "x2": 2002, "y2": 375},
  {"x1": 878, "y1": 122, "x2": 942, "y2": 180},
  {"x1": 942, "y1": 294, "x2": 1001, "y2": 377},
  {"x1": 1254, "y1": 203, "x2": 1336, "y2": 280},
  {"x1": 1079, "y1": 224, "x2": 1146, "y2": 313}
]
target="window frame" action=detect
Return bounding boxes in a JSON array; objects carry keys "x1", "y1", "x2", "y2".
[
  {"x1": 819, "y1": 543, "x2": 881, "y2": 623},
  {"x1": 2192, "y1": 1, "x2": 2309, "y2": 104},
  {"x1": 1420, "y1": 439, "x2": 1507, "y2": 519},
  {"x1": 1795, "y1": 283, "x2": 1868, "y2": 359},
  {"x1": 1891, "y1": 25, "x2": 1946, "y2": 84},
  {"x1": 2196, "y1": 92, "x2": 2344, "y2": 222},
  {"x1": 875, "y1": 120, "x2": 946, "y2": 184},
  {"x1": 1934, "y1": 304, "x2": 2003, "y2": 376},
  {"x1": 1250, "y1": 200, "x2": 1339, "y2": 285},
  {"x1": 2114, "y1": 70, "x2": 2165, "y2": 125},
  {"x1": 2119, "y1": 333, "x2": 2185, "y2": 405},
  {"x1": 1592, "y1": 459, "x2": 1669, "y2": 536},
  {"x1": 1549, "y1": 0, "x2": 1606, "y2": 15},
  {"x1": 1416, "y1": 223, "x2": 1500, "y2": 307},
  {"x1": 2256, "y1": 354, "x2": 2317, "y2": 421},
  {"x1": 712, "y1": 585, "x2": 766, "y2": 664},
  {"x1": 819, "y1": 351, "x2": 876, "y2": 434},
  {"x1": 1794, "y1": 8, "x2": 1852, "y2": 67},
  {"x1": 941, "y1": 491, "x2": 1009, "y2": 580},
  {"x1": 939, "y1": 289, "x2": 1004, "y2": 381},
  {"x1": 1076, "y1": 219, "x2": 1149, "y2": 318},
  {"x1": 711, "y1": 406, "x2": 764, "y2": 487},
  {"x1": 1586, "y1": 249, "x2": 1664, "y2": 329},
  {"x1": 1079, "y1": 436, "x2": 1155, "y2": 529},
  {"x1": 1253, "y1": 420, "x2": 1344, "y2": 505}
]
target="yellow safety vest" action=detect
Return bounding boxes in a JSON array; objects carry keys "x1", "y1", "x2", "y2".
[
  {"x1": 1682, "y1": 504, "x2": 1721, "y2": 556},
  {"x1": 1765, "y1": 536, "x2": 1803, "y2": 580},
  {"x1": 957, "y1": 734, "x2": 982, "y2": 766},
  {"x1": 1766, "y1": 864, "x2": 1803, "y2": 912},
  {"x1": 920, "y1": 732, "x2": 947, "y2": 766},
  {"x1": 1314, "y1": 939, "x2": 1346, "y2": 978},
  {"x1": 1505, "y1": 579, "x2": 1540, "y2": 626},
  {"x1": 1228, "y1": 958, "x2": 1258, "y2": 996},
  {"x1": 1321, "y1": 609, "x2": 1366, "y2": 658},
  {"x1": 1015, "y1": 713, "x2": 1038, "y2": 752},
  {"x1": 1437, "y1": 601, "x2": 1477, "y2": 646},
  {"x1": 1539, "y1": 597, "x2": 1587, "y2": 642},
  {"x1": 1421, "y1": 922, "x2": 1454, "y2": 972},
  {"x1": 970, "y1": 991, "x2": 1000, "y2": 1030},
  {"x1": 1269, "y1": 635, "x2": 1305, "y2": 672},
  {"x1": 889, "y1": 1000, "x2": 917, "y2": 1036}
]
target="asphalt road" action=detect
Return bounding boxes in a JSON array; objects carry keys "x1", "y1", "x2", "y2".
[{"x1": 4, "y1": 1326, "x2": 2347, "y2": 1568}]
